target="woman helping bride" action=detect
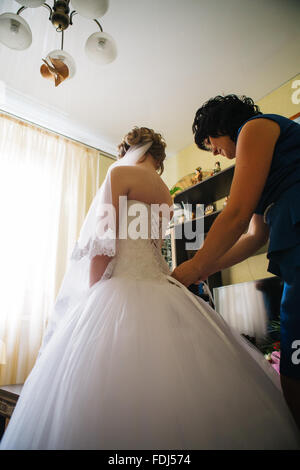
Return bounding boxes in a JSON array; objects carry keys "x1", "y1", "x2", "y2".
[{"x1": 0, "y1": 127, "x2": 299, "y2": 450}]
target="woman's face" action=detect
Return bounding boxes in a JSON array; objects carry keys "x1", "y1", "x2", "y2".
[{"x1": 207, "y1": 136, "x2": 236, "y2": 159}]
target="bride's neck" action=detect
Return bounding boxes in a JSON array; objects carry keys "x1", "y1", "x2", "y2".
[{"x1": 136, "y1": 153, "x2": 158, "y2": 173}]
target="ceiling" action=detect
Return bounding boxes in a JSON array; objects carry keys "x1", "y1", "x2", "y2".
[{"x1": 0, "y1": 0, "x2": 299, "y2": 157}]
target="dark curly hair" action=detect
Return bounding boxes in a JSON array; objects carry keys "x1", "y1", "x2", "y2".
[{"x1": 192, "y1": 94, "x2": 262, "y2": 151}]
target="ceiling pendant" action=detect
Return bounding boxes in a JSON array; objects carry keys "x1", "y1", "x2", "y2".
[{"x1": 0, "y1": 1, "x2": 117, "y2": 86}]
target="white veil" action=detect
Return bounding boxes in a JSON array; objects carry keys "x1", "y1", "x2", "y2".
[{"x1": 39, "y1": 141, "x2": 153, "y2": 355}]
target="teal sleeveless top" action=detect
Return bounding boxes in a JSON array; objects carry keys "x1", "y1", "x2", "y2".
[
  {"x1": 237, "y1": 114, "x2": 300, "y2": 215},
  {"x1": 237, "y1": 114, "x2": 300, "y2": 279}
]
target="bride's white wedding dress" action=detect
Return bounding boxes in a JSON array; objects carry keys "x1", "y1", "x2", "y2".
[{"x1": 1, "y1": 200, "x2": 299, "y2": 450}]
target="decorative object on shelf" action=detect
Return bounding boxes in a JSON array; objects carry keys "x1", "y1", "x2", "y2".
[
  {"x1": 170, "y1": 174, "x2": 195, "y2": 193},
  {"x1": 196, "y1": 203, "x2": 204, "y2": 211},
  {"x1": 264, "y1": 341, "x2": 280, "y2": 375},
  {"x1": 0, "y1": 1, "x2": 116, "y2": 86},
  {"x1": 178, "y1": 214, "x2": 185, "y2": 224},
  {"x1": 191, "y1": 166, "x2": 203, "y2": 185},
  {"x1": 171, "y1": 202, "x2": 197, "y2": 225},
  {"x1": 170, "y1": 169, "x2": 214, "y2": 196},
  {"x1": 183, "y1": 204, "x2": 193, "y2": 222},
  {"x1": 223, "y1": 196, "x2": 229, "y2": 208},
  {"x1": 170, "y1": 204, "x2": 185, "y2": 226},
  {"x1": 169, "y1": 186, "x2": 182, "y2": 199},
  {"x1": 204, "y1": 203, "x2": 215, "y2": 215},
  {"x1": 266, "y1": 350, "x2": 280, "y2": 375},
  {"x1": 193, "y1": 203, "x2": 205, "y2": 220},
  {"x1": 213, "y1": 161, "x2": 221, "y2": 174},
  {"x1": 161, "y1": 236, "x2": 172, "y2": 271},
  {"x1": 210, "y1": 162, "x2": 221, "y2": 176}
]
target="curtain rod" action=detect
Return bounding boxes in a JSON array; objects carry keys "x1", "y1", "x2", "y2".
[{"x1": 0, "y1": 108, "x2": 117, "y2": 160}]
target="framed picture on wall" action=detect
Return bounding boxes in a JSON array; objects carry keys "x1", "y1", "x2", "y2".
[{"x1": 290, "y1": 111, "x2": 300, "y2": 124}]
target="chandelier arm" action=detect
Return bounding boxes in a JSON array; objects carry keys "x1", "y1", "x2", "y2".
[
  {"x1": 69, "y1": 12, "x2": 103, "y2": 32},
  {"x1": 42, "y1": 4, "x2": 53, "y2": 21},
  {"x1": 17, "y1": 4, "x2": 52, "y2": 20},
  {"x1": 69, "y1": 10, "x2": 77, "y2": 26},
  {"x1": 93, "y1": 19, "x2": 103, "y2": 32},
  {"x1": 16, "y1": 6, "x2": 27, "y2": 15}
]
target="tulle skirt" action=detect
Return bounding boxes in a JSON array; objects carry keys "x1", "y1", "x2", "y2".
[{"x1": 1, "y1": 276, "x2": 299, "y2": 449}]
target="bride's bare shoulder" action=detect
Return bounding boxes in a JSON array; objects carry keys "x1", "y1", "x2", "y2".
[
  {"x1": 110, "y1": 164, "x2": 161, "y2": 184},
  {"x1": 110, "y1": 165, "x2": 172, "y2": 206},
  {"x1": 109, "y1": 164, "x2": 148, "y2": 186}
]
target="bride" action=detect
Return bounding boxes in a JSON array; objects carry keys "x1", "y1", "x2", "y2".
[{"x1": 0, "y1": 127, "x2": 299, "y2": 450}]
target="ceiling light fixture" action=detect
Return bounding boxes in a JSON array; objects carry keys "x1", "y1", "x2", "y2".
[{"x1": 0, "y1": 1, "x2": 117, "y2": 86}]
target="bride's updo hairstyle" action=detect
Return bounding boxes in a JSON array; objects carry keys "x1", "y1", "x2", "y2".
[{"x1": 118, "y1": 126, "x2": 167, "y2": 175}]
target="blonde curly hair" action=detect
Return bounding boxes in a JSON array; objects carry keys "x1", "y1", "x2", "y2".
[{"x1": 118, "y1": 126, "x2": 167, "y2": 175}]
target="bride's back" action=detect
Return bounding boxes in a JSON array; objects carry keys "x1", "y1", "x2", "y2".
[
  {"x1": 109, "y1": 164, "x2": 173, "y2": 280},
  {"x1": 112, "y1": 197, "x2": 171, "y2": 280}
]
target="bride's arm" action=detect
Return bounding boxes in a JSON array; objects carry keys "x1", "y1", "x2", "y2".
[{"x1": 89, "y1": 255, "x2": 113, "y2": 287}]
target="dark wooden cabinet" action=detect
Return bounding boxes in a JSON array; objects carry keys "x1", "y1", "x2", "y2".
[{"x1": 172, "y1": 165, "x2": 235, "y2": 297}]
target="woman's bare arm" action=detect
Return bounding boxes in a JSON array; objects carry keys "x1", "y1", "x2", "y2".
[{"x1": 212, "y1": 213, "x2": 269, "y2": 273}]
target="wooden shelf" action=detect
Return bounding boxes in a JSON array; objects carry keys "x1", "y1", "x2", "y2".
[{"x1": 174, "y1": 165, "x2": 235, "y2": 206}]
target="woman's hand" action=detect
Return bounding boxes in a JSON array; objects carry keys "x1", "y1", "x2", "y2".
[{"x1": 171, "y1": 258, "x2": 206, "y2": 287}]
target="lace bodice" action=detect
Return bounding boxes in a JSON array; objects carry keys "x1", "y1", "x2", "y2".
[{"x1": 106, "y1": 200, "x2": 171, "y2": 281}]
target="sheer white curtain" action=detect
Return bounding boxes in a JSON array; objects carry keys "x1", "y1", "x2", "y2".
[{"x1": 0, "y1": 113, "x2": 102, "y2": 386}]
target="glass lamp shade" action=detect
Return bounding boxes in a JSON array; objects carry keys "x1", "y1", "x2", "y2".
[
  {"x1": 0, "y1": 13, "x2": 32, "y2": 50},
  {"x1": 15, "y1": 0, "x2": 45, "y2": 7},
  {"x1": 46, "y1": 49, "x2": 76, "y2": 79},
  {"x1": 71, "y1": 0, "x2": 109, "y2": 19},
  {"x1": 85, "y1": 31, "x2": 117, "y2": 65}
]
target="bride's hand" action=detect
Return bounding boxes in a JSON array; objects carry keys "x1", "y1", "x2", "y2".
[{"x1": 171, "y1": 258, "x2": 205, "y2": 287}]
